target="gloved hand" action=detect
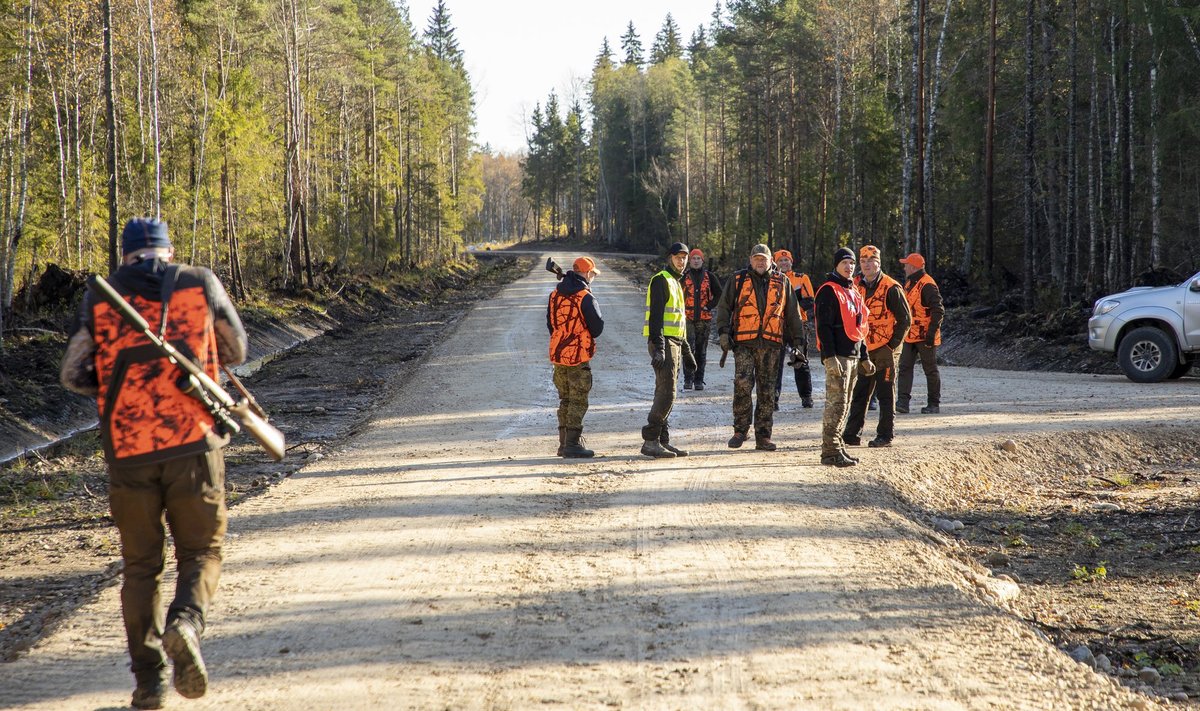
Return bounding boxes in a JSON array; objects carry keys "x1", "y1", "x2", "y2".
[
  {"x1": 787, "y1": 346, "x2": 805, "y2": 369},
  {"x1": 650, "y1": 341, "x2": 666, "y2": 368},
  {"x1": 858, "y1": 358, "x2": 877, "y2": 377},
  {"x1": 684, "y1": 347, "x2": 698, "y2": 372},
  {"x1": 823, "y1": 357, "x2": 844, "y2": 379},
  {"x1": 719, "y1": 332, "x2": 732, "y2": 352}
]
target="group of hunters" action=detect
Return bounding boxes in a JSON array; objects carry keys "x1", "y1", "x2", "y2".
[
  {"x1": 546, "y1": 241, "x2": 945, "y2": 467},
  {"x1": 51, "y1": 213, "x2": 944, "y2": 710}
]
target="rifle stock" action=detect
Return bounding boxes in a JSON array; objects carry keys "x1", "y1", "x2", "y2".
[{"x1": 87, "y1": 274, "x2": 286, "y2": 461}]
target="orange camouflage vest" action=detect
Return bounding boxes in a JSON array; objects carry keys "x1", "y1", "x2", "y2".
[
  {"x1": 904, "y1": 273, "x2": 942, "y2": 345},
  {"x1": 92, "y1": 278, "x2": 221, "y2": 463},
  {"x1": 732, "y1": 271, "x2": 787, "y2": 344},
  {"x1": 856, "y1": 273, "x2": 902, "y2": 351},
  {"x1": 548, "y1": 289, "x2": 595, "y2": 366}
]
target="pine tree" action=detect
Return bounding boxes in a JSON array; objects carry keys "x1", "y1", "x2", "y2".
[
  {"x1": 425, "y1": 0, "x2": 463, "y2": 68},
  {"x1": 620, "y1": 22, "x2": 643, "y2": 67},
  {"x1": 651, "y1": 14, "x2": 682, "y2": 64}
]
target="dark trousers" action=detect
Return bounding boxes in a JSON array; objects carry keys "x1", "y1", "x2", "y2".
[
  {"x1": 733, "y1": 344, "x2": 781, "y2": 440},
  {"x1": 844, "y1": 345, "x2": 900, "y2": 441},
  {"x1": 774, "y1": 341, "x2": 812, "y2": 401},
  {"x1": 643, "y1": 339, "x2": 681, "y2": 441},
  {"x1": 897, "y1": 342, "x2": 941, "y2": 408},
  {"x1": 109, "y1": 450, "x2": 227, "y2": 682},
  {"x1": 553, "y1": 363, "x2": 592, "y2": 430},
  {"x1": 684, "y1": 320, "x2": 712, "y2": 385}
]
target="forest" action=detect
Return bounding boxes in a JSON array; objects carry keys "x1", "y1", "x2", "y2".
[
  {"x1": 0, "y1": 0, "x2": 479, "y2": 344},
  {"x1": 519, "y1": 0, "x2": 1200, "y2": 307}
]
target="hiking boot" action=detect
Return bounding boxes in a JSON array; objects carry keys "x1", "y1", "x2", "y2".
[
  {"x1": 843, "y1": 435, "x2": 862, "y2": 446},
  {"x1": 921, "y1": 405, "x2": 940, "y2": 414},
  {"x1": 840, "y1": 448, "x2": 860, "y2": 463},
  {"x1": 755, "y1": 438, "x2": 777, "y2": 451},
  {"x1": 640, "y1": 440, "x2": 676, "y2": 458},
  {"x1": 562, "y1": 429, "x2": 595, "y2": 458},
  {"x1": 821, "y1": 452, "x2": 857, "y2": 467},
  {"x1": 660, "y1": 441, "x2": 689, "y2": 457},
  {"x1": 556, "y1": 427, "x2": 566, "y2": 457},
  {"x1": 131, "y1": 675, "x2": 167, "y2": 710},
  {"x1": 683, "y1": 380, "x2": 694, "y2": 390},
  {"x1": 727, "y1": 432, "x2": 747, "y2": 449},
  {"x1": 163, "y1": 618, "x2": 208, "y2": 699},
  {"x1": 868, "y1": 437, "x2": 892, "y2": 448},
  {"x1": 801, "y1": 397, "x2": 813, "y2": 408},
  {"x1": 895, "y1": 403, "x2": 910, "y2": 414},
  {"x1": 694, "y1": 383, "x2": 705, "y2": 391}
]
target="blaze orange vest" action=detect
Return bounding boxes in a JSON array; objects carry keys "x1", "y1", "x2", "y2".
[
  {"x1": 905, "y1": 273, "x2": 942, "y2": 345},
  {"x1": 92, "y1": 278, "x2": 221, "y2": 463},
  {"x1": 548, "y1": 289, "x2": 595, "y2": 366},
  {"x1": 814, "y1": 280, "x2": 869, "y2": 353},
  {"x1": 856, "y1": 273, "x2": 902, "y2": 351},
  {"x1": 785, "y1": 271, "x2": 814, "y2": 322},
  {"x1": 732, "y1": 271, "x2": 787, "y2": 344},
  {"x1": 683, "y1": 270, "x2": 714, "y2": 321}
]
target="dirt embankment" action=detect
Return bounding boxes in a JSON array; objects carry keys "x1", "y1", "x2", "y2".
[{"x1": 0, "y1": 256, "x2": 535, "y2": 662}]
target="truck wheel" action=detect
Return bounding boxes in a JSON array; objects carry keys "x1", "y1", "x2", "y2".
[
  {"x1": 1168, "y1": 356, "x2": 1192, "y2": 379},
  {"x1": 1117, "y1": 326, "x2": 1178, "y2": 383}
]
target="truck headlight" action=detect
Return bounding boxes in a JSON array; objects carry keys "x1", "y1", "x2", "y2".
[{"x1": 1093, "y1": 300, "x2": 1120, "y2": 316}]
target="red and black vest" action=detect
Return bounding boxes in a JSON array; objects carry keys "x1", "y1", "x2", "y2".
[
  {"x1": 92, "y1": 268, "x2": 224, "y2": 464},
  {"x1": 548, "y1": 289, "x2": 595, "y2": 366},
  {"x1": 683, "y1": 270, "x2": 714, "y2": 321}
]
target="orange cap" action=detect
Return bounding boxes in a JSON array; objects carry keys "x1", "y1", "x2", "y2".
[
  {"x1": 689, "y1": 248, "x2": 704, "y2": 258},
  {"x1": 899, "y1": 253, "x2": 925, "y2": 268},
  {"x1": 573, "y1": 256, "x2": 600, "y2": 274},
  {"x1": 773, "y1": 249, "x2": 793, "y2": 263},
  {"x1": 859, "y1": 245, "x2": 881, "y2": 260}
]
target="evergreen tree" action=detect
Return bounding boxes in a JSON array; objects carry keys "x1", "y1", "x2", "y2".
[
  {"x1": 651, "y1": 14, "x2": 683, "y2": 64},
  {"x1": 620, "y1": 21, "x2": 643, "y2": 67},
  {"x1": 424, "y1": 0, "x2": 463, "y2": 68}
]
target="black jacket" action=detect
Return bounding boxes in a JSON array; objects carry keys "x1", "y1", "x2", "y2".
[
  {"x1": 814, "y1": 271, "x2": 863, "y2": 359},
  {"x1": 545, "y1": 270, "x2": 604, "y2": 339}
]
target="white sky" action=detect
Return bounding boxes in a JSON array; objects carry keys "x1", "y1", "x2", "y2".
[{"x1": 405, "y1": 1, "x2": 715, "y2": 155}]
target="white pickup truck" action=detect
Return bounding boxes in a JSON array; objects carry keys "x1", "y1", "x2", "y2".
[{"x1": 1088, "y1": 269, "x2": 1200, "y2": 382}]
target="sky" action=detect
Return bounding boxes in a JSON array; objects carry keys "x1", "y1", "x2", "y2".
[{"x1": 405, "y1": 1, "x2": 714, "y2": 155}]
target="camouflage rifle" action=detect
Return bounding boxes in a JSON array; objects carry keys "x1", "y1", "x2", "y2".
[{"x1": 87, "y1": 274, "x2": 286, "y2": 462}]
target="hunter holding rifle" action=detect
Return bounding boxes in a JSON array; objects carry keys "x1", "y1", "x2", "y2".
[
  {"x1": 60, "y1": 217, "x2": 249, "y2": 709},
  {"x1": 546, "y1": 256, "x2": 604, "y2": 458}
]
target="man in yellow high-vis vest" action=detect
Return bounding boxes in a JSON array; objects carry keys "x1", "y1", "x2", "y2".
[{"x1": 642, "y1": 241, "x2": 697, "y2": 458}]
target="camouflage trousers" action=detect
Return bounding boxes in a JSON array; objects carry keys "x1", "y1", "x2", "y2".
[
  {"x1": 821, "y1": 355, "x2": 859, "y2": 456},
  {"x1": 732, "y1": 344, "x2": 781, "y2": 440},
  {"x1": 553, "y1": 363, "x2": 593, "y2": 430}
]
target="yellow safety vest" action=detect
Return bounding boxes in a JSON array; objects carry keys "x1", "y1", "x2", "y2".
[{"x1": 643, "y1": 270, "x2": 686, "y2": 339}]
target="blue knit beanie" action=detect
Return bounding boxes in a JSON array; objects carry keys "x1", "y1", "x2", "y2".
[{"x1": 121, "y1": 218, "x2": 172, "y2": 255}]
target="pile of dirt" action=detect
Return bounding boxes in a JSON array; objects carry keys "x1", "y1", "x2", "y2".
[
  {"x1": 0, "y1": 255, "x2": 536, "y2": 662},
  {"x1": 886, "y1": 429, "x2": 1200, "y2": 703}
]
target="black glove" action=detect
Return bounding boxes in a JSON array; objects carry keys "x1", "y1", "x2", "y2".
[
  {"x1": 650, "y1": 342, "x2": 666, "y2": 368},
  {"x1": 684, "y1": 347, "x2": 698, "y2": 372},
  {"x1": 719, "y1": 332, "x2": 732, "y2": 352},
  {"x1": 788, "y1": 350, "x2": 806, "y2": 369}
]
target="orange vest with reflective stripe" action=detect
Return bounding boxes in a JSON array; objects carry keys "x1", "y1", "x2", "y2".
[
  {"x1": 905, "y1": 273, "x2": 942, "y2": 345},
  {"x1": 785, "y1": 271, "x2": 814, "y2": 322},
  {"x1": 856, "y1": 273, "x2": 902, "y2": 351},
  {"x1": 548, "y1": 289, "x2": 595, "y2": 366},
  {"x1": 732, "y1": 271, "x2": 787, "y2": 344},
  {"x1": 683, "y1": 270, "x2": 714, "y2": 321},
  {"x1": 92, "y1": 282, "x2": 221, "y2": 463},
  {"x1": 814, "y1": 280, "x2": 869, "y2": 353}
]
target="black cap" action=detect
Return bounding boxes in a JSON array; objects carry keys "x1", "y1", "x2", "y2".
[
  {"x1": 668, "y1": 242, "x2": 689, "y2": 255},
  {"x1": 833, "y1": 247, "x2": 855, "y2": 268}
]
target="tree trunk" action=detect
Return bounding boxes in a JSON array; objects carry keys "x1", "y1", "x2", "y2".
[
  {"x1": 1023, "y1": 0, "x2": 1036, "y2": 311},
  {"x1": 103, "y1": 0, "x2": 119, "y2": 273}
]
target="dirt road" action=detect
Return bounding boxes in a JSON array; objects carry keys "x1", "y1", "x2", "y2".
[{"x1": 3, "y1": 256, "x2": 1188, "y2": 710}]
